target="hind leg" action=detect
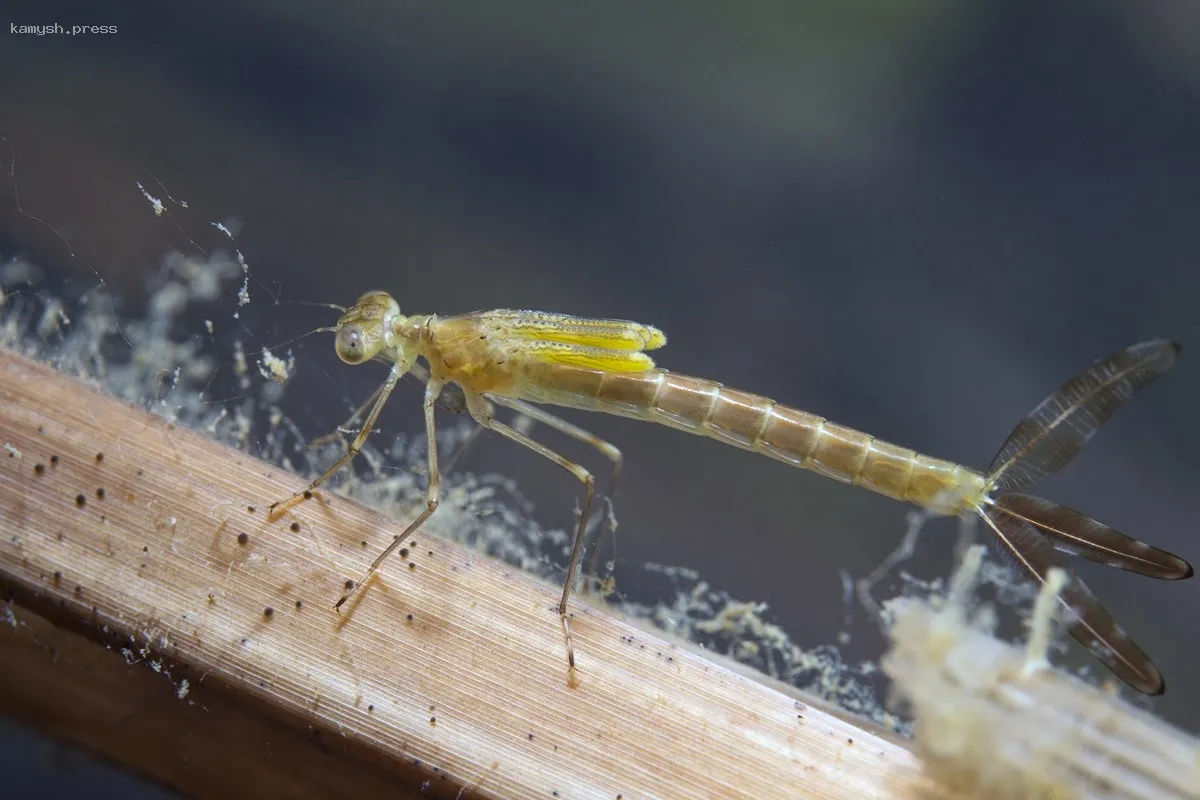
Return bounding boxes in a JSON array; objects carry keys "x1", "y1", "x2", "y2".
[
  {"x1": 489, "y1": 396, "x2": 621, "y2": 592},
  {"x1": 466, "y1": 393, "x2": 598, "y2": 684}
]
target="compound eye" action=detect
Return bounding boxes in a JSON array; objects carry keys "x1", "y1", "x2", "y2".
[{"x1": 335, "y1": 324, "x2": 367, "y2": 364}]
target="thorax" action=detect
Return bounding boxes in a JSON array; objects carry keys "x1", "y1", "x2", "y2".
[{"x1": 422, "y1": 314, "x2": 519, "y2": 394}]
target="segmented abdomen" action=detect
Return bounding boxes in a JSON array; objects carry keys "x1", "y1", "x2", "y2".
[{"x1": 517, "y1": 367, "x2": 986, "y2": 512}]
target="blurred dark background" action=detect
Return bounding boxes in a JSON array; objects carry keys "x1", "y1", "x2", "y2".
[{"x1": 2, "y1": 0, "x2": 1198, "y2": 793}]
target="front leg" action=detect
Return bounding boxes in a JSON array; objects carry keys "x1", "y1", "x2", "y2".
[
  {"x1": 336, "y1": 378, "x2": 444, "y2": 609},
  {"x1": 268, "y1": 361, "x2": 406, "y2": 520}
]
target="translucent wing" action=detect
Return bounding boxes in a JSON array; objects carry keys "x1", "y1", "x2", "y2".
[
  {"x1": 992, "y1": 493, "x2": 1192, "y2": 580},
  {"x1": 979, "y1": 505, "x2": 1165, "y2": 694},
  {"x1": 987, "y1": 340, "x2": 1180, "y2": 492},
  {"x1": 480, "y1": 309, "x2": 666, "y2": 352}
]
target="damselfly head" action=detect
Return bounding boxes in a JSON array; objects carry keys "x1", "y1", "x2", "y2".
[{"x1": 333, "y1": 291, "x2": 401, "y2": 364}]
